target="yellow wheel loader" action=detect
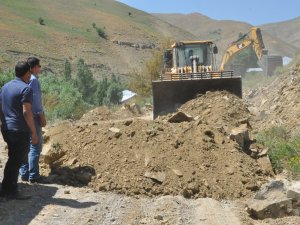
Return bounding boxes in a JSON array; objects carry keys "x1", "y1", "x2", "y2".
[
  {"x1": 152, "y1": 40, "x2": 242, "y2": 118},
  {"x1": 152, "y1": 27, "x2": 282, "y2": 118}
]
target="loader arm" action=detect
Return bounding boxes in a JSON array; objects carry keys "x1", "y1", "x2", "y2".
[{"x1": 220, "y1": 39, "x2": 252, "y2": 71}]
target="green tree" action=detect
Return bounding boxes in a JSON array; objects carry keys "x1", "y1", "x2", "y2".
[
  {"x1": 75, "y1": 59, "x2": 97, "y2": 104},
  {"x1": 94, "y1": 74, "x2": 123, "y2": 106},
  {"x1": 40, "y1": 75, "x2": 87, "y2": 120},
  {"x1": 95, "y1": 77, "x2": 109, "y2": 105},
  {"x1": 103, "y1": 82, "x2": 122, "y2": 105},
  {"x1": 128, "y1": 38, "x2": 174, "y2": 97},
  {"x1": 63, "y1": 59, "x2": 72, "y2": 80}
]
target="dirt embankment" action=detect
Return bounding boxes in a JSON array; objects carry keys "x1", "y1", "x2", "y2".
[
  {"x1": 246, "y1": 60, "x2": 300, "y2": 134},
  {"x1": 41, "y1": 91, "x2": 270, "y2": 200}
]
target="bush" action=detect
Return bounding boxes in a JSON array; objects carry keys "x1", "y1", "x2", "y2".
[
  {"x1": 75, "y1": 59, "x2": 97, "y2": 104},
  {"x1": 40, "y1": 74, "x2": 88, "y2": 121},
  {"x1": 257, "y1": 126, "x2": 300, "y2": 178},
  {"x1": 95, "y1": 75, "x2": 123, "y2": 106},
  {"x1": 38, "y1": 17, "x2": 45, "y2": 25},
  {"x1": 0, "y1": 70, "x2": 15, "y2": 87},
  {"x1": 63, "y1": 59, "x2": 72, "y2": 80},
  {"x1": 127, "y1": 38, "x2": 174, "y2": 97},
  {"x1": 75, "y1": 59, "x2": 123, "y2": 106},
  {"x1": 127, "y1": 69, "x2": 152, "y2": 97},
  {"x1": 92, "y1": 23, "x2": 107, "y2": 39},
  {"x1": 103, "y1": 76, "x2": 123, "y2": 105},
  {"x1": 95, "y1": 77, "x2": 109, "y2": 106},
  {"x1": 95, "y1": 27, "x2": 107, "y2": 39}
]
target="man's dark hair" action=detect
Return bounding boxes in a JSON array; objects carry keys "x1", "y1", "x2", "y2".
[
  {"x1": 27, "y1": 56, "x2": 40, "y2": 69},
  {"x1": 15, "y1": 61, "x2": 30, "y2": 78}
]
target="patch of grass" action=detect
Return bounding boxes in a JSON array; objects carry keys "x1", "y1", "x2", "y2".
[
  {"x1": 0, "y1": 70, "x2": 15, "y2": 87},
  {"x1": 257, "y1": 126, "x2": 300, "y2": 178}
]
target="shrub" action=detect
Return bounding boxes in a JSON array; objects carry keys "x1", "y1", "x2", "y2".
[
  {"x1": 40, "y1": 74, "x2": 88, "y2": 121},
  {"x1": 103, "y1": 75, "x2": 123, "y2": 105},
  {"x1": 38, "y1": 17, "x2": 45, "y2": 25},
  {"x1": 92, "y1": 23, "x2": 107, "y2": 39},
  {"x1": 127, "y1": 38, "x2": 174, "y2": 97},
  {"x1": 257, "y1": 126, "x2": 300, "y2": 178},
  {"x1": 95, "y1": 75, "x2": 123, "y2": 106},
  {"x1": 95, "y1": 27, "x2": 107, "y2": 39},
  {"x1": 95, "y1": 77, "x2": 109, "y2": 106},
  {"x1": 0, "y1": 70, "x2": 15, "y2": 87},
  {"x1": 63, "y1": 59, "x2": 72, "y2": 80},
  {"x1": 127, "y1": 69, "x2": 152, "y2": 97},
  {"x1": 75, "y1": 59, "x2": 97, "y2": 104}
]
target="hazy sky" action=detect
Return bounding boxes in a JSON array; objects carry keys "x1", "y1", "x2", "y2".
[{"x1": 117, "y1": 0, "x2": 300, "y2": 25}]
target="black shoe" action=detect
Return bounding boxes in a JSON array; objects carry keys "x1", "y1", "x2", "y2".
[
  {"x1": 21, "y1": 176, "x2": 29, "y2": 182},
  {"x1": 5, "y1": 192, "x2": 31, "y2": 200},
  {"x1": 29, "y1": 176, "x2": 48, "y2": 184}
]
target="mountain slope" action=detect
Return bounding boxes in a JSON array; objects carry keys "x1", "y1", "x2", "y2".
[
  {"x1": 154, "y1": 13, "x2": 298, "y2": 60},
  {"x1": 262, "y1": 16, "x2": 300, "y2": 49},
  {"x1": 0, "y1": 0, "x2": 196, "y2": 77}
]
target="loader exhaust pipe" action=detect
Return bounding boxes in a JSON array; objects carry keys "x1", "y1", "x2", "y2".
[{"x1": 190, "y1": 56, "x2": 199, "y2": 73}]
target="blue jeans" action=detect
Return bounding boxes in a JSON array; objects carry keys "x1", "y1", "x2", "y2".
[{"x1": 20, "y1": 118, "x2": 43, "y2": 180}]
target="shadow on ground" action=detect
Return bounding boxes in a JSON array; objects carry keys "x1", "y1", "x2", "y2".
[{"x1": 0, "y1": 183, "x2": 97, "y2": 225}]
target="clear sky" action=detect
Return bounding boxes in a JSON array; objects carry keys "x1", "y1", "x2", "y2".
[{"x1": 117, "y1": 0, "x2": 300, "y2": 25}]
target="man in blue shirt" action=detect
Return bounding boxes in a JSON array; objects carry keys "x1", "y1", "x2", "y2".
[
  {"x1": 0, "y1": 61, "x2": 38, "y2": 200},
  {"x1": 20, "y1": 57, "x2": 47, "y2": 183}
]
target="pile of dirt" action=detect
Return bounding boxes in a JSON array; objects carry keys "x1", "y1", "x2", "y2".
[
  {"x1": 80, "y1": 104, "x2": 148, "y2": 123},
  {"x1": 165, "y1": 91, "x2": 253, "y2": 133},
  {"x1": 246, "y1": 60, "x2": 300, "y2": 134},
  {"x1": 42, "y1": 91, "x2": 270, "y2": 200}
]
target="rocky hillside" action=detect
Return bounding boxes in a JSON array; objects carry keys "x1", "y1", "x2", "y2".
[
  {"x1": 0, "y1": 0, "x2": 196, "y2": 78},
  {"x1": 262, "y1": 16, "x2": 300, "y2": 49},
  {"x1": 246, "y1": 59, "x2": 300, "y2": 134},
  {"x1": 154, "y1": 13, "x2": 298, "y2": 59}
]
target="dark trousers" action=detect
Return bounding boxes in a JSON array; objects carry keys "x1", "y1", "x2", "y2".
[{"x1": 1, "y1": 129, "x2": 30, "y2": 195}]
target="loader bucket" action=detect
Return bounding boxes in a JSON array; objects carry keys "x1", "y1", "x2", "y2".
[{"x1": 152, "y1": 72, "x2": 242, "y2": 119}]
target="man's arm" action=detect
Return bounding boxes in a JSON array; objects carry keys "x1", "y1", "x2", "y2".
[
  {"x1": 39, "y1": 112, "x2": 46, "y2": 127},
  {"x1": 0, "y1": 104, "x2": 3, "y2": 126},
  {"x1": 0, "y1": 89, "x2": 3, "y2": 125},
  {"x1": 23, "y1": 103, "x2": 38, "y2": 145}
]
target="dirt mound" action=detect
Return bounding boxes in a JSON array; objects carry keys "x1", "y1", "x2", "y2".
[
  {"x1": 42, "y1": 91, "x2": 270, "y2": 200},
  {"x1": 80, "y1": 104, "x2": 147, "y2": 123},
  {"x1": 246, "y1": 60, "x2": 300, "y2": 134},
  {"x1": 168, "y1": 91, "x2": 252, "y2": 132}
]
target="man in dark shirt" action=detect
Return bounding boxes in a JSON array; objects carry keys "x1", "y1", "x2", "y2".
[{"x1": 0, "y1": 61, "x2": 38, "y2": 200}]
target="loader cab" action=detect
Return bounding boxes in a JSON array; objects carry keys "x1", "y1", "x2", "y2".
[{"x1": 171, "y1": 41, "x2": 217, "y2": 72}]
